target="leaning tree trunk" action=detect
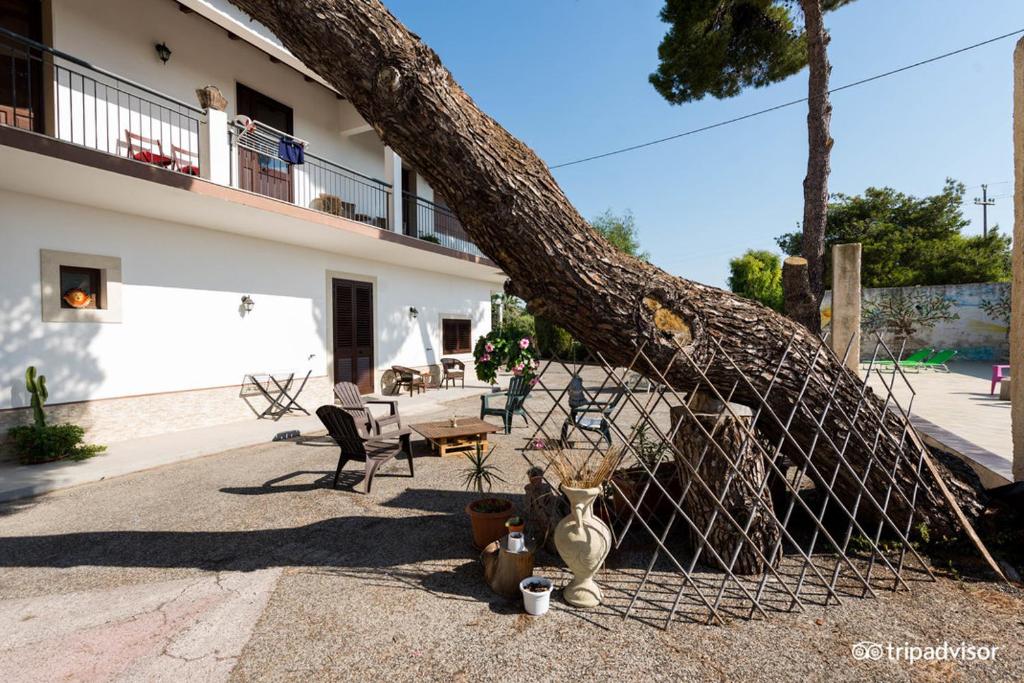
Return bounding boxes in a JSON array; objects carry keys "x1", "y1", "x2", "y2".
[
  {"x1": 226, "y1": 0, "x2": 964, "y2": 539},
  {"x1": 796, "y1": 0, "x2": 833, "y2": 334}
]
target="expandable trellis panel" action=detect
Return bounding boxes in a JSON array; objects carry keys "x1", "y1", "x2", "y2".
[{"x1": 518, "y1": 332, "x2": 936, "y2": 627}]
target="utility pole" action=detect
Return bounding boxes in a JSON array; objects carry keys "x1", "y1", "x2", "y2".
[{"x1": 974, "y1": 184, "x2": 996, "y2": 237}]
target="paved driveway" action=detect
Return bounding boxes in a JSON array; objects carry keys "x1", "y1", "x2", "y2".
[{"x1": 0, "y1": 394, "x2": 1021, "y2": 682}]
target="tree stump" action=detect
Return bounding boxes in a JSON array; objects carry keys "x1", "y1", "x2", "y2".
[
  {"x1": 481, "y1": 538, "x2": 535, "y2": 598},
  {"x1": 671, "y1": 394, "x2": 781, "y2": 575}
]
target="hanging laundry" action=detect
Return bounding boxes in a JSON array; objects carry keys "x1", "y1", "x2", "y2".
[{"x1": 278, "y1": 137, "x2": 305, "y2": 165}]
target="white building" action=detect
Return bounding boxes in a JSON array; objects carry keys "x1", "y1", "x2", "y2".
[{"x1": 0, "y1": 0, "x2": 503, "y2": 444}]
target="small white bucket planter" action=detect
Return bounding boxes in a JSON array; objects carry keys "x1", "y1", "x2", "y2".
[{"x1": 520, "y1": 576, "x2": 554, "y2": 616}]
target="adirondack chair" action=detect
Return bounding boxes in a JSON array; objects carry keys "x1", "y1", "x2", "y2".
[
  {"x1": 316, "y1": 405, "x2": 413, "y2": 493},
  {"x1": 480, "y1": 375, "x2": 532, "y2": 434},
  {"x1": 333, "y1": 381, "x2": 405, "y2": 437},
  {"x1": 560, "y1": 375, "x2": 625, "y2": 446}
]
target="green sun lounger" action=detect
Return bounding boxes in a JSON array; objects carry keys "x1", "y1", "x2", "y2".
[
  {"x1": 870, "y1": 348, "x2": 934, "y2": 367},
  {"x1": 899, "y1": 348, "x2": 958, "y2": 372}
]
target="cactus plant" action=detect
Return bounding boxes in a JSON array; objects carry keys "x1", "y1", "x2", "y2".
[{"x1": 25, "y1": 366, "x2": 48, "y2": 428}]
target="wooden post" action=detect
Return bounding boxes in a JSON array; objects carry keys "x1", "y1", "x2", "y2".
[
  {"x1": 671, "y1": 395, "x2": 780, "y2": 575},
  {"x1": 1012, "y1": 38, "x2": 1024, "y2": 482},
  {"x1": 830, "y1": 243, "x2": 862, "y2": 375}
]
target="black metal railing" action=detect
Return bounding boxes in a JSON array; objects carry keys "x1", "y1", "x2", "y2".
[
  {"x1": 402, "y1": 192, "x2": 480, "y2": 255},
  {"x1": 230, "y1": 120, "x2": 392, "y2": 230},
  {"x1": 0, "y1": 27, "x2": 204, "y2": 175}
]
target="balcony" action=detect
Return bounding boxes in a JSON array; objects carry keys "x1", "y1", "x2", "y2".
[
  {"x1": 402, "y1": 192, "x2": 482, "y2": 256},
  {"x1": 0, "y1": 27, "x2": 483, "y2": 259}
]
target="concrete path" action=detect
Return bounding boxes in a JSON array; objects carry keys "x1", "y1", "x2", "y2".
[
  {"x1": 865, "y1": 361, "x2": 1013, "y2": 486},
  {"x1": 0, "y1": 381, "x2": 501, "y2": 503}
]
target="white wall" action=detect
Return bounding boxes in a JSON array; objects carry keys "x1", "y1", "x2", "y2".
[{"x1": 0, "y1": 191, "x2": 492, "y2": 408}]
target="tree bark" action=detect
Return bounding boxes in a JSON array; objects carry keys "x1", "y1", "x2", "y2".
[
  {"x1": 782, "y1": 256, "x2": 820, "y2": 330},
  {"x1": 798, "y1": 0, "x2": 833, "y2": 333},
  {"x1": 226, "y1": 0, "x2": 964, "y2": 539},
  {"x1": 671, "y1": 398, "x2": 781, "y2": 576}
]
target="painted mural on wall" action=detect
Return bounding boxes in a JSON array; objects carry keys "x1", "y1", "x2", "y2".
[{"x1": 821, "y1": 282, "x2": 1010, "y2": 362}]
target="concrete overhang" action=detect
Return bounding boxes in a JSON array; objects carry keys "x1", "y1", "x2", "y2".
[{"x1": 0, "y1": 127, "x2": 504, "y2": 285}]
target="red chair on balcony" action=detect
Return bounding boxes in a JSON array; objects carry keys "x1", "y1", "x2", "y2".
[
  {"x1": 171, "y1": 145, "x2": 200, "y2": 176},
  {"x1": 124, "y1": 130, "x2": 173, "y2": 167}
]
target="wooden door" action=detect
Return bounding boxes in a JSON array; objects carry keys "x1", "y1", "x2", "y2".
[
  {"x1": 333, "y1": 278, "x2": 374, "y2": 394},
  {"x1": 236, "y1": 83, "x2": 293, "y2": 202},
  {"x1": 0, "y1": 0, "x2": 44, "y2": 132}
]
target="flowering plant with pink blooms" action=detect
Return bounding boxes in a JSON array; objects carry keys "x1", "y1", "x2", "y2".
[{"x1": 473, "y1": 329, "x2": 538, "y2": 385}]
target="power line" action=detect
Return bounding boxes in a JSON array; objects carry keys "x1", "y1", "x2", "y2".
[{"x1": 549, "y1": 28, "x2": 1024, "y2": 170}]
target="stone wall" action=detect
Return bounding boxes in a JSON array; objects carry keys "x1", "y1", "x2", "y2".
[{"x1": 821, "y1": 282, "x2": 1011, "y2": 362}]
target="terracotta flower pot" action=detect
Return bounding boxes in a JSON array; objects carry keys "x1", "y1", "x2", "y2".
[{"x1": 465, "y1": 498, "x2": 515, "y2": 549}]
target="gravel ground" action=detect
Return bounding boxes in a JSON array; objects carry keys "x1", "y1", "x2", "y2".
[{"x1": 0, "y1": 391, "x2": 1021, "y2": 682}]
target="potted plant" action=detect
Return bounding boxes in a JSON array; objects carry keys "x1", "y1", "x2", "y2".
[
  {"x1": 473, "y1": 330, "x2": 540, "y2": 390},
  {"x1": 609, "y1": 424, "x2": 676, "y2": 522},
  {"x1": 463, "y1": 444, "x2": 514, "y2": 549},
  {"x1": 519, "y1": 576, "x2": 554, "y2": 616},
  {"x1": 545, "y1": 447, "x2": 621, "y2": 608}
]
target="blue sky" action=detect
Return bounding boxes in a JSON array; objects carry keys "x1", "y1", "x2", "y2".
[{"x1": 385, "y1": 0, "x2": 1023, "y2": 287}]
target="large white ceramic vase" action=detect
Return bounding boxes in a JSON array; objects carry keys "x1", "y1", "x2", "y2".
[{"x1": 553, "y1": 485, "x2": 611, "y2": 607}]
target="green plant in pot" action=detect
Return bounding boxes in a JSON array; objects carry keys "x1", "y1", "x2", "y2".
[
  {"x1": 7, "y1": 366, "x2": 106, "y2": 465},
  {"x1": 463, "y1": 444, "x2": 514, "y2": 549}
]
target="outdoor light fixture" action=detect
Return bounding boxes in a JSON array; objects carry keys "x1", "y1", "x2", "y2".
[
  {"x1": 155, "y1": 42, "x2": 172, "y2": 65},
  {"x1": 241, "y1": 295, "x2": 255, "y2": 313},
  {"x1": 409, "y1": 306, "x2": 418, "y2": 320}
]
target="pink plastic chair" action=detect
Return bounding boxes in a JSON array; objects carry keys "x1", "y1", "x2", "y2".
[{"x1": 991, "y1": 364, "x2": 1010, "y2": 395}]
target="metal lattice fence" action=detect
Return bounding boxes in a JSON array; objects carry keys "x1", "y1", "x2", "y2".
[{"x1": 517, "y1": 332, "x2": 938, "y2": 627}]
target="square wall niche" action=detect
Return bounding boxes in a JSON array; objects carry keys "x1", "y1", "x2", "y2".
[{"x1": 40, "y1": 249, "x2": 122, "y2": 323}]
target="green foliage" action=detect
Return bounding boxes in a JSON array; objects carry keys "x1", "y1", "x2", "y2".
[
  {"x1": 727, "y1": 249, "x2": 783, "y2": 311},
  {"x1": 473, "y1": 329, "x2": 538, "y2": 384},
  {"x1": 462, "y1": 444, "x2": 506, "y2": 495},
  {"x1": 650, "y1": 0, "x2": 852, "y2": 104},
  {"x1": 492, "y1": 294, "x2": 535, "y2": 340},
  {"x1": 25, "y1": 366, "x2": 48, "y2": 429},
  {"x1": 419, "y1": 234, "x2": 441, "y2": 244},
  {"x1": 534, "y1": 316, "x2": 575, "y2": 358},
  {"x1": 591, "y1": 209, "x2": 648, "y2": 261},
  {"x1": 776, "y1": 180, "x2": 1012, "y2": 287},
  {"x1": 7, "y1": 423, "x2": 106, "y2": 465}
]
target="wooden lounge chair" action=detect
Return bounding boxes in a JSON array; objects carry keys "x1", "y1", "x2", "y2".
[
  {"x1": 333, "y1": 381, "x2": 406, "y2": 437},
  {"x1": 124, "y1": 130, "x2": 173, "y2": 167},
  {"x1": 392, "y1": 365, "x2": 426, "y2": 396},
  {"x1": 480, "y1": 375, "x2": 532, "y2": 434},
  {"x1": 316, "y1": 405, "x2": 413, "y2": 493},
  {"x1": 440, "y1": 357, "x2": 465, "y2": 389},
  {"x1": 560, "y1": 376, "x2": 626, "y2": 446}
]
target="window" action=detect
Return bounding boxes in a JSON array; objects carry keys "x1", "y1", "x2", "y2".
[
  {"x1": 40, "y1": 249, "x2": 122, "y2": 323},
  {"x1": 442, "y1": 318, "x2": 471, "y2": 354},
  {"x1": 59, "y1": 265, "x2": 102, "y2": 309}
]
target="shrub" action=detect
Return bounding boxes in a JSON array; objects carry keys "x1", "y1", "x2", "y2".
[
  {"x1": 7, "y1": 424, "x2": 106, "y2": 465},
  {"x1": 420, "y1": 234, "x2": 441, "y2": 244},
  {"x1": 534, "y1": 316, "x2": 575, "y2": 359},
  {"x1": 473, "y1": 329, "x2": 538, "y2": 384}
]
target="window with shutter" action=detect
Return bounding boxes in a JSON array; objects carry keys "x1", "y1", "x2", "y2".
[{"x1": 442, "y1": 318, "x2": 471, "y2": 354}]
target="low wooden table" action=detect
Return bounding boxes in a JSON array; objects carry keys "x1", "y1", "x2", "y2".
[{"x1": 410, "y1": 418, "x2": 500, "y2": 457}]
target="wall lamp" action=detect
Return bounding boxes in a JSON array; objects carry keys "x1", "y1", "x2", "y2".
[
  {"x1": 409, "y1": 306, "x2": 419, "y2": 320},
  {"x1": 241, "y1": 295, "x2": 255, "y2": 313},
  {"x1": 155, "y1": 42, "x2": 172, "y2": 65}
]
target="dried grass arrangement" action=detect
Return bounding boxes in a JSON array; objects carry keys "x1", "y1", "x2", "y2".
[{"x1": 542, "y1": 447, "x2": 622, "y2": 489}]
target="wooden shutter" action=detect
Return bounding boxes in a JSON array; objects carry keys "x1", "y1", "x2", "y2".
[
  {"x1": 442, "y1": 318, "x2": 471, "y2": 354},
  {"x1": 332, "y1": 279, "x2": 374, "y2": 394}
]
